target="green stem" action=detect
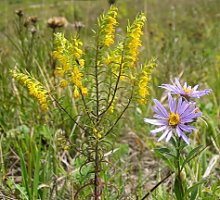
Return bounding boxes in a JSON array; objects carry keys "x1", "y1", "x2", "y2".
[
  {"x1": 177, "y1": 137, "x2": 181, "y2": 178},
  {"x1": 176, "y1": 137, "x2": 184, "y2": 200},
  {"x1": 94, "y1": 140, "x2": 100, "y2": 200},
  {"x1": 94, "y1": 34, "x2": 100, "y2": 121}
]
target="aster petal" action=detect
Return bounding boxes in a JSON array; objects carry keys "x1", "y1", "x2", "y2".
[
  {"x1": 161, "y1": 78, "x2": 211, "y2": 100},
  {"x1": 191, "y1": 89, "x2": 212, "y2": 98},
  {"x1": 179, "y1": 124, "x2": 196, "y2": 133},
  {"x1": 153, "y1": 99, "x2": 169, "y2": 117},
  {"x1": 181, "y1": 112, "x2": 202, "y2": 123},
  {"x1": 193, "y1": 84, "x2": 199, "y2": 91},
  {"x1": 153, "y1": 114, "x2": 167, "y2": 120},
  {"x1": 181, "y1": 105, "x2": 201, "y2": 118},
  {"x1": 144, "y1": 118, "x2": 167, "y2": 125},
  {"x1": 150, "y1": 126, "x2": 167, "y2": 135},
  {"x1": 177, "y1": 97, "x2": 183, "y2": 113},
  {"x1": 153, "y1": 107, "x2": 168, "y2": 118},
  {"x1": 180, "y1": 104, "x2": 196, "y2": 118},
  {"x1": 165, "y1": 131, "x2": 173, "y2": 142},
  {"x1": 179, "y1": 100, "x2": 191, "y2": 115},
  {"x1": 159, "y1": 84, "x2": 178, "y2": 93},
  {"x1": 181, "y1": 132, "x2": 189, "y2": 144},
  {"x1": 168, "y1": 93, "x2": 176, "y2": 112},
  {"x1": 175, "y1": 78, "x2": 184, "y2": 90},
  {"x1": 158, "y1": 129, "x2": 170, "y2": 142},
  {"x1": 176, "y1": 126, "x2": 189, "y2": 144}
]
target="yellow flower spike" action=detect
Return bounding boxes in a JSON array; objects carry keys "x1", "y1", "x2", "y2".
[
  {"x1": 104, "y1": 42, "x2": 123, "y2": 75},
  {"x1": 99, "y1": 6, "x2": 118, "y2": 47},
  {"x1": 53, "y1": 33, "x2": 87, "y2": 92},
  {"x1": 71, "y1": 38, "x2": 84, "y2": 59},
  {"x1": 137, "y1": 60, "x2": 156, "y2": 104},
  {"x1": 11, "y1": 70, "x2": 50, "y2": 112},
  {"x1": 124, "y1": 13, "x2": 146, "y2": 68},
  {"x1": 104, "y1": 36, "x2": 114, "y2": 47},
  {"x1": 53, "y1": 51, "x2": 69, "y2": 72},
  {"x1": 71, "y1": 66, "x2": 83, "y2": 88}
]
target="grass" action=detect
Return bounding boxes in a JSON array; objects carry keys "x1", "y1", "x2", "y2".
[{"x1": 0, "y1": 0, "x2": 220, "y2": 199}]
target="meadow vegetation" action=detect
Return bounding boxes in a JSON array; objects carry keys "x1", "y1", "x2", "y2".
[{"x1": 0, "y1": 0, "x2": 219, "y2": 199}]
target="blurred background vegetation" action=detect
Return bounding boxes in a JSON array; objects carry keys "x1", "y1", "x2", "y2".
[{"x1": 0, "y1": 0, "x2": 219, "y2": 199}]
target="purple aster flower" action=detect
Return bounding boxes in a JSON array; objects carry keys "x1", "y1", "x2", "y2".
[
  {"x1": 160, "y1": 78, "x2": 211, "y2": 99},
  {"x1": 144, "y1": 94, "x2": 202, "y2": 144}
]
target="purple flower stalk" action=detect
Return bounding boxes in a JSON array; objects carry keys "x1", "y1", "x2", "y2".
[
  {"x1": 144, "y1": 94, "x2": 202, "y2": 144},
  {"x1": 160, "y1": 78, "x2": 211, "y2": 99}
]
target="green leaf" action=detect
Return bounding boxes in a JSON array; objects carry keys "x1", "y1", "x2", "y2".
[
  {"x1": 17, "y1": 144, "x2": 31, "y2": 199},
  {"x1": 181, "y1": 145, "x2": 205, "y2": 171},
  {"x1": 154, "y1": 147, "x2": 175, "y2": 157},
  {"x1": 33, "y1": 146, "x2": 41, "y2": 199},
  {"x1": 186, "y1": 179, "x2": 206, "y2": 199},
  {"x1": 174, "y1": 177, "x2": 184, "y2": 200},
  {"x1": 154, "y1": 148, "x2": 175, "y2": 170}
]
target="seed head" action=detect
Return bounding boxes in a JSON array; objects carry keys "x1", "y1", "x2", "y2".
[{"x1": 47, "y1": 17, "x2": 68, "y2": 29}]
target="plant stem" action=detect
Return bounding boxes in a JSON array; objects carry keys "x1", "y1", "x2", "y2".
[
  {"x1": 176, "y1": 137, "x2": 184, "y2": 200},
  {"x1": 94, "y1": 35, "x2": 100, "y2": 121},
  {"x1": 94, "y1": 140, "x2": 100, "y2": 200},
  {"x1": 177, "y1": 137, "x2": 181, "y2": 178}
]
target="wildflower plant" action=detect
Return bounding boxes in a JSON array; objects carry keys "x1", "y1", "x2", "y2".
[
  {"x1": 144, "y1": 79, "x2": 211, "y2": 200},
  {"x1": 11, "y1": 6, "x2": 156, "y2": 199},
  {"x1": 160, "y1": 78, "x2": 212, "y2": 100},
  {"x1": 144, "y1": 94, "x2": 202, "y2": 144}
]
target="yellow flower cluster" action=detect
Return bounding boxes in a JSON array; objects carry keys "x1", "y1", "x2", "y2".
[
  {"x1": 138, "y1": 58, "x2": 156, "y2": 104},
  {"x1": 99, "y1": 6, "x2": 118, "y2": 47},
  {"x1": 53, "y1": 33, "x2": 87, "y2": 98},
  {"x1": 11, "y1": 71, "x2": 49, "y2": 111},
  {"x1": 105, "y1": 43, "x2": 123, "y2": 75},
  {"x1": 71, "y1": 38, "x2": 84, "y2": 61},
  {"x1": 124, "y1": 13, "x2": 146, "y2": 67}
]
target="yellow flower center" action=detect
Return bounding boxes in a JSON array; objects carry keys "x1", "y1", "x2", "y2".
[
  {"x1": 183, "y1": 87, "x2": 192, "y2": 94},
  {"x1": 168, "y1": 112, "x2": 180, "y2": 126}
]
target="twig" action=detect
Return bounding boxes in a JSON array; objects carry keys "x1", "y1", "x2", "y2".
[{"x1": 141, "y1": 171, "x2": 173, "y2": 200}]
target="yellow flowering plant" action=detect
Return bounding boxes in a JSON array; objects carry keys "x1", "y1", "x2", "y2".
[{"x1": 11, "y1": 6, "x2": 156, "y2": 199}]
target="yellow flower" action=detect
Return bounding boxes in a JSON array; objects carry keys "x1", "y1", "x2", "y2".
[
  {"x1": 104, "y1": 43, "x2": 123, "y2": 75},
  {"x1": 72, "y1": 38, "x2": 83, "y2": 59},
  {"x1": 104, "y1": 36, "x2": 114, "y2": 47},
  {"x1": 93, "y1": 128, "x2": 102, "y2": 139},
  {"x1": 73, "y1": 87, "x2": 80, "y2": 98},
  {"x1": 53, "y1": 33, "x2": 87, "y2": 92},
  {"x1": 137, "y1": 59, "x2": 156, "y2": 104},
  {"x1": 11, "y1": 70, "x2": 50, "y2": 111},
  {"x1": 81, "y1": 87, "x2": 88, "y2": 96},
  {"x1": 59, "y1": 79, "x2": 69, "y2": 88},
  {"x1": 71, "y1": 66, "x2": 83, "y2": 88},
  {"x1": 124, "y1": 13, "x2": 146, "y2": 68},
  {"x1": 79, "y1": 59, "x2": 85, "y2": 67},
  {"x1": 40, "y1": 103, "x2": 49, "y2": 111},
  {"x1": 99, "y1": 6, "x2": 118, "y2": 47},
  {"x1": 54, "y1": 67, "x2": 65, "y2": 77}
]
